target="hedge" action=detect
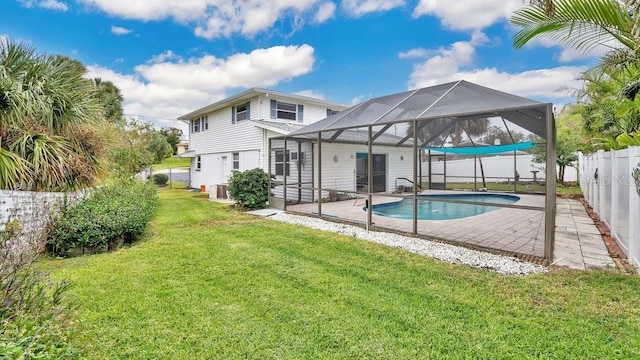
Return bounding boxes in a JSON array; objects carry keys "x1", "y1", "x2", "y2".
[{"x1": 47, "y1": 180, "x2": 158, "y2": 256}]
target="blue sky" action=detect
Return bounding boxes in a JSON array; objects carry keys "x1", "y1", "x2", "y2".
[{"x1": 2, "y1": 0, "x2": 599, "y2": 132}]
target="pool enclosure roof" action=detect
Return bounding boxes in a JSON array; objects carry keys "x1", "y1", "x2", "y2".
[{"x1": 287, "y1": 80, "x2": 552, "y2": 143}]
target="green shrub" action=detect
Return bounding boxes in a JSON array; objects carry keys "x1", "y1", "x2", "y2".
[
  {"x1": 47, "y1": 180, "x2": 158, "y2": 256},
  {"x1": 227, "y1": 168, "x2": 269, "y2": 209},
  {"x1": 152, "y1": 173, "x2": 169, "y2": 186}
]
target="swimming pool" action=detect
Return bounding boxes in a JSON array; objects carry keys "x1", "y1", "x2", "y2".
[{"x1": 370, "y1": 193, "x2": 520, "y2": 220}]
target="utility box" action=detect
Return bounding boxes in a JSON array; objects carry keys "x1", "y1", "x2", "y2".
[{"x1": 216, "y1": 184, "x2": 228, "y2": 199}]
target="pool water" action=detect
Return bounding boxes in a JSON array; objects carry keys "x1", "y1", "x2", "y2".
[{"x1": 370, "y1": 194, "x2": 520, "y2": 220}]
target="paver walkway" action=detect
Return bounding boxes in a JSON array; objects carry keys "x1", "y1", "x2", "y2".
[{"x1": 553, "y1": 198, "x2": 614, "y2": 270}]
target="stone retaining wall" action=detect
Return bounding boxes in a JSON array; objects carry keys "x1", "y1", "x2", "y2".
[{"x1": 0, "y1": 189, "x2": 88, "y2": 253}]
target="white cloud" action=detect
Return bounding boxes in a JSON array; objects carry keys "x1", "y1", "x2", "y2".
[
  {"x1": 20, "y1": 0, "x2": 68, "y2": 11},
  {"x1": 351, "y1": 95, "x2": 366, "y2": 104},
  {"x1": 398, "y1": 48, "x2": 428, "y2": 59},
  {"x1": 404, "y1": 35, "x2": 586, "y2": 101},
  {"x1": 39, "y1": 0, "x2": 67, "y2": 11},
  {"x1": 413, "y1": 0, "x2": 522, "y2": 30},
  {"x1": 148, "y1": 50, "x2": 180, "y2": 64},
  {"x1": 342, "y1": 0, "x2": 405, "y2": 16},
  {"x1": 85, "y1": 44, "x2": 316, "y2": 128},
  {"x1": 314, "y1": 2, "x2": 336, "y2": 23},
  {"x1": 410, "y1": 66, "x2": 585, "y2": 100},
  {"x1": 78, "y1": 0, "x2": 326, "y2": 39},
  {"x1": 525, "y1": 37, "x2": 612, "y2": 63},
  {"x1": 114, "y1": 58, "x2": 124, "y2": 63},
  {"x1": 110, "y1": 26, "x2": 132, "y2": 35},
  {"x1": 295, "y1": 89, "x2": 325, "y2": 99}
]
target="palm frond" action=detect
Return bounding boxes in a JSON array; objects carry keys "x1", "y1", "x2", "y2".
[
  {"x1": 0, "y1": 138, "x2": 31, "y2": 190},
  {"x1": 512, "y1": 0, "x2": 636, "y2": 53}
]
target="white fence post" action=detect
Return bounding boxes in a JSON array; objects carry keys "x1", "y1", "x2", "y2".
[
  {"x1": 611, "y1": 149, "x2": 619, "y2": 235},
  {"x1": 629, "y1": 146, "x2": 640, "y2": 271},
  {"x1": 597, "y1": 150, "x2": 605, "y2": 216}
]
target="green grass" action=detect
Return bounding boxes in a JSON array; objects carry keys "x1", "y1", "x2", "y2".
[
  {"x1": 152, "y1": 156, "x2": 191, "y2": 170},
  {"x1": 40, "y1": 188, "x2": 640, "y2": 359}
]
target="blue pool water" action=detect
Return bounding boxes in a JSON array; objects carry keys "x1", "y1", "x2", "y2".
[{"x1": 370, "y1": 194, "x2": 520, "y2": 220}]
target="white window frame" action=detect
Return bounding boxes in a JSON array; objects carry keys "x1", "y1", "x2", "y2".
[
  {"x1": 327, "y1": 108, "x2": 339, "y2": 117},
  {"x1": 192, "y1": 116, "x2": 208, "y2": 133},
  {"x1": 196, "y1": 155, "x2": 201, "y2": 171},
  {"x1": 232, "y1": 152, "x2": 239, "y2": 170},
  {"x1": 277, "y1": 101, "x2": 297, "y2": 121},
  {"x1": 274, "y1": 150, "x2": 290, "y2": 176},
  {"x1": 236, "y1": 103, "x2": 248, "y2": 121},
  {"x1": 201, "y1": 116, "x2": 208, "y2": 131}
]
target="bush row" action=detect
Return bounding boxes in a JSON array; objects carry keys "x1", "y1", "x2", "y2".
[{"x1": 47, "y1": 180, "x2": 158, "y2": 256}]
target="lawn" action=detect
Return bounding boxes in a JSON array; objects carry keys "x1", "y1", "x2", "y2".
[
  {"x1": 41, "y1": 188, "x2": 640, "y2": 359},
  {"x1": 152, "y1": 156, "x2": 191, "y2": 170}
]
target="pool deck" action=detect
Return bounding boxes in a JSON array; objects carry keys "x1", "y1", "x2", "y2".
[{"x1": 280, "y1": 192, "x2": 615, "y2": 271}]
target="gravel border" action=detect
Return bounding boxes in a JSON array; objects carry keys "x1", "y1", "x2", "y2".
[{"x1": 269, "y1": 212, "x2": 547, "y2": 275}]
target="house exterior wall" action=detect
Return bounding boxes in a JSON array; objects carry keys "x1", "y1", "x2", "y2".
[
  {"x1": 314, "y1": 143, "x2": 414, "y2": 194},
  {"x1": 269, "y1": 142, "x2": 414, "y2": 204},
  {"x1": 270, "y1": 141, "x2": 315, "y2": 203},
  {"x1": 190, "y1": 150, "x2": 261, "y2": 190},
  {"x1": 185, "y1": 91, "x2": 346, "y2": 190}
]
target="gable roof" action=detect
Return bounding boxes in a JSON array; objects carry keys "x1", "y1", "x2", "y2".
[
  {"x1": 287, "y1": 80, "x2": 552, "y2": 141},
  {"x1": 178, "y1": 88, "x2": 349, "y2": 121}
]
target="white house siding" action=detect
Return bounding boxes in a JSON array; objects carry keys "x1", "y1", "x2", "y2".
[
  {"x1": 191, "y1": 150, "x2": 261, "y2": 189},
  {"x1": 270, "y1": 142, "x2": 315, "y2": 203},
  {"x1": 189, "y1": 103, "x2": 263, "y2": 155},
  {"x1": 314, "y1": 143, "x2": 414, "y2": 196},
  {"x1": 253, "y1": 94, "x2": 337, "y2": 125},
  {"x1": 184, "y1": 90, "x2": 348, "y2": 191}
]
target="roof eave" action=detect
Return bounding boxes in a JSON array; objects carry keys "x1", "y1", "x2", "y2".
[{"x1": 178, "y1": 87, "x2": 349, "y2": 121}]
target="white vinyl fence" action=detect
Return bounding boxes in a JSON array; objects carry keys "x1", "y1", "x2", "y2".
[
  {"x1": 428, "y1": 154, "x2": 578, "y2": 183},
  {"x1": 579, "y1": 147, "x2": 640, "y2": 272}
]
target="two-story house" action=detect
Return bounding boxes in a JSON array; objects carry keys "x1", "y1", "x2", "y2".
[{"x1": 178, "y1": 88, "x2": 349, "y2": 195}]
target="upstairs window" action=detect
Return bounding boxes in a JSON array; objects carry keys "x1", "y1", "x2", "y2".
[
  {"x1": 192, "y1": 116, "x2": 208, "y2": 133},
  {"x1": 202, "y1": 116, "x2": 208, "y2": 131},
  {"x1": 232, "y1": 101, "x2": 250, "y2": 124},
  {"x1": 270, "y1": 100, "x2": 304, "y2": 123},
  {"x1": 327, "y1": 109, "x2": 339, "y2": 117}
]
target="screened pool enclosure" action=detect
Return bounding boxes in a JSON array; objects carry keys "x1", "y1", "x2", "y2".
[{"x1": 268, "y1": 80, "x2": 556, "y2": 260}]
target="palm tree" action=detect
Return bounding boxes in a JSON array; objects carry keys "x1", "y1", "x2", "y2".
[
  {"x1": 93, "y1": 78, "x2": 124, "y2": 125},
  {"x1": 0, "y1": 38, "x2": 105, "y2": 190},
  {"x1": 512, "y1": 0, "x2": 638, "y2": 72},
  {"x1": 512, "y1": 0, "x2": 640, "y2": 97}
]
